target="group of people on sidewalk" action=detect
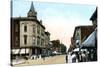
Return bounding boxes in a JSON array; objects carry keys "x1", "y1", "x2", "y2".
[{"x1": 66, "y1": 48, "x2": 97, "y2": 63}]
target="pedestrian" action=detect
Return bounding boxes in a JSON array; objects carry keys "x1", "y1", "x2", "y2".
[
  {"x1": 81, "y1": 51, "x2": 87, "y2": 62},
  {"x1": 65, "y1": 53, "x2": 68, "y2": 63},
  {"x1": 75, "y1": 52, "x2": 79, "y2": 62},
  {"x1": 79, "y1": 52, "x2": 82, "y2": 62},
  {"x1": 71, "y1": 52, "x2": 78, "y2": 63},
  {"x1": 68, "y1": 52, "x2": 72, "y2": 63},
  {"x1": 43, "y1": 55, "x2": 45, "y2": 60},
  {"x1": 41, "y1": 54, "x2": 45, "y2": 60},
  {"x1": 71, "y1": 53, "x2": 77, "y2": 63}
]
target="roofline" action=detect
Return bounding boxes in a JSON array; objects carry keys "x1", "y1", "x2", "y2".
[
  {"x1": 45, "y1": 31, "x2": 50, "y2": 35},
  {"x1": 75, "y1": 25, "x2": 93, "y2": 29},
  {"x1": 73, "y1": 25, "x2": 93, "y2": 38},
  {"x1": 11, "y1": 17, "x2": 45, "y2": 29},
  {"x1": 90, "y1": 7, "x2": 97, "y2": 21}
]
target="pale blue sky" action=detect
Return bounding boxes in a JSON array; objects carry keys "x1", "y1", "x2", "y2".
[
  {"x1": 12, "y1": 0, "x2": 96, "y2": 48},
  {"x1": 12, "y1": 0, "x2": 96, "y2": 20}
]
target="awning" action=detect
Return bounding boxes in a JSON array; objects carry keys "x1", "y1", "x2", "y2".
[
  {"x1": 81, "y1": 30, "x2": 96, "y2": 48},
  {"x1": 20, "y1": 49, "x2": 29, "y2": 54},
  {"x1": 12, "y1": 49, "x2": 20, "y2": 54},
  {"x1": 73, "y1": 48, "x2": 79, "y2": 52}
]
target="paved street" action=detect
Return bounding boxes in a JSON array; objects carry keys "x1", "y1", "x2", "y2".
[{"x1": 13, "y1": 55, "x2": 66, "y2": 67}]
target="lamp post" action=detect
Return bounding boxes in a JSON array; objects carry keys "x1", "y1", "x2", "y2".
[{"x1": 25, "y1": 46, "x2": 26, "y2": 58}]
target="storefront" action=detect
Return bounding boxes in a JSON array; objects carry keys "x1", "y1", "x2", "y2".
[{"x1": 80, "y1": 29, "x2": 97, "y2": 61}]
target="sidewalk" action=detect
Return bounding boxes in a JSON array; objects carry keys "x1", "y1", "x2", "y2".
[
  {"x1": 12, "y1": 59, "x2": 25, "y2": 65},
  {"x1": 13, "y1": 55, "x2": 66, "y2": 67},
  {"x1": 12, "y1": 56, "x2": 50, "y2": 66}
]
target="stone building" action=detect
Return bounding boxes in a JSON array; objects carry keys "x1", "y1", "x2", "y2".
[
  {"x1": 11, "y1": 2, "x2": 50, "y2": 59},
  {"x1": 42, "y1": 32, "x2": 51, "y2": 56}
]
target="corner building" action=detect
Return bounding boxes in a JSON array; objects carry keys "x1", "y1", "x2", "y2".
[{"x1": 11, "y1": 2, "x2": 50, "y2": 59}]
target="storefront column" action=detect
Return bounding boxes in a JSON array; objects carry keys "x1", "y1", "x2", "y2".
[
  {"x1": 29, "y1": 48, "x2": 32, "y2": 59},
  {"x1": 35, "y1": 48, "x2": 37, "y2": 55}
]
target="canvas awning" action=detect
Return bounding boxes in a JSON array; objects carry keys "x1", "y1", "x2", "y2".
[
  {"x1": 12, "y1": 49, "x2": 20, "y2": 54},
  {"x1": 20, "y1": 49, "x2": 29, "y2": 54},
  {"x1": 73, "y1": 48, "x2": 79, "y2": 52},
  {"x1": 81, "y1": 30, "x2": 96, "y2": 48}
]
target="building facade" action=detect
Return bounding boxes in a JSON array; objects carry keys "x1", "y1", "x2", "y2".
[
  {"x1": 69, "y1": 8, "x2": 97, "y2": 61},
  {"x1": 70, "y1": 26, "x2": 94, "y2": 49},
  {"x1": 11, "y1": 2, "x2": 50, "y2": 59}
]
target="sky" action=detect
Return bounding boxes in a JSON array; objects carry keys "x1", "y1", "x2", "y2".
[{"x1": 12, "y1": 0, "x2": 96, "y2": 49}]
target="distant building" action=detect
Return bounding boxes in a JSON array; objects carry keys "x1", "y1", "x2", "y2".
[
  {"x1": 44, "y1": 32, "x2": 50, "y2": 48},
  {"x1": 42, "y1": 32, "x2": 51, "y2": 56},
  {"x1": 11, "y1": 2, "x2": 50, "y2": 59},
  {"x1": 50, "y1": 40, "x2": 66, "y2": 54}
]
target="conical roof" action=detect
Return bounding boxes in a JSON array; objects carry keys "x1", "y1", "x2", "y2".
[
  {"x1": 30, "y1": 2, "x2": 35, "y2": 12},
  {"x1": 27, "y1": 2, "x2": 37, "y2": 18}
]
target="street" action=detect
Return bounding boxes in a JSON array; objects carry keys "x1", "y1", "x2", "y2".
[{"x1": 13, "y1": 55, "x2": 66, "y2": 67}]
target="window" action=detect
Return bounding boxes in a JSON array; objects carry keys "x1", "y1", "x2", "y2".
[
  {"x1": 37, "y1": 26, "x2": 40, "y2": 34},
  {"x1": 24, "y1": 35, "x2": 27, "y2": 45},
  {"x1": 15, "y1": 36, "x2": 18, "y2": 42},
  {"x1": 33, "y1": 37, "x2": 35, "y2": 45},
  {"x1": 42, "y1": 31, "x2": 44, "y2": 36},
  {"x1": 15, "y1": 36, "x2": 18, "y2": 46},
  {"x1": 15, "y1": 24, "x2": 18, "y2": 32},
  {"x1": 33, "y1": 27, "x2": 35, "y2": 33},
  {"x1": 15, "y1": 43, "x2": 18, "y2": 46},
  {"x1": 37, "y1": 37, "x2": 40, "y2": 45},
  {"x1": 24, "y1": 25, "x2": 27, "y2": 32},
  {"x1": 41, "y1": 39, "x2": 44, "y2": 46},
  {"x1": 33, "y1": 25, "x2": 36, "y2": 33}
]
